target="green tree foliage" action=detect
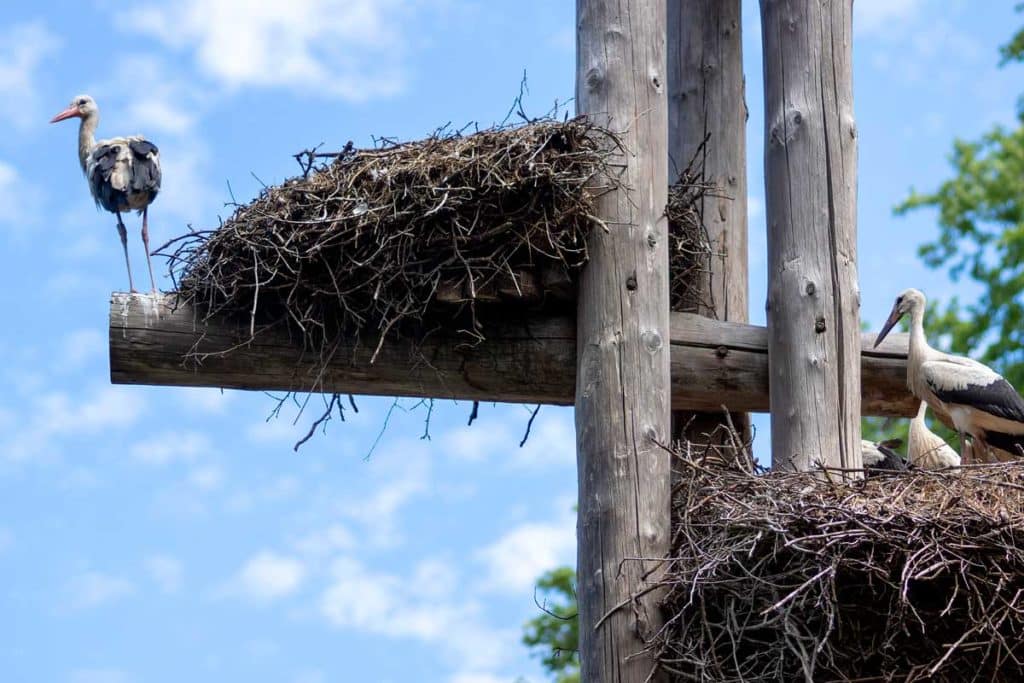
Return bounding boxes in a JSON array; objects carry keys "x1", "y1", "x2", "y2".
[{"x1": 521, "y1": 566, "x2": 579, "y2": 683}]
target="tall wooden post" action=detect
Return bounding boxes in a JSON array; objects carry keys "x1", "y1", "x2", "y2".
[
  {"x1": 575, "y1": 0, "x2": 670, "y2": 680},
  {"x1": 668, "y1": 0, "x2": 750, "y2": 449},
  {"x1": 760, "y1": 0, "x2": 861, "y2": 471}
]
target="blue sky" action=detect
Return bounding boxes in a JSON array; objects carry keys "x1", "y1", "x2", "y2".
[{"x1": 0, "y1": 2, "x2": 1020, "y2": 682}]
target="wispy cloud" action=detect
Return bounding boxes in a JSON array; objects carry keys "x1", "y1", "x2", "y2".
[
  {"x1": 145, "y1": 554, "x2": 183, "y2": 594},
  {"x1": 116, "y1": 0, "x2": 431, "y2": 101},
  {"x1": 0, "y1": 22, "x2": 60, "y2": 131},
  {"x1": 130, "y1": 430, "x2": 212, "y2": 466},
  {"x1": 855, "y1": 0, "x2": 924, "y2": 36},
  {"x1": 0, "y1": 160, "x2": 44, "y2": 236},
  {"x1": 319, "y1": 556, "x2": 513, "y2": 670},
  {"x1": 226, "y1": 550, "x2": 306, "y2": 602},
  {"x1": 476, "y1": 511, "x2": 576, "y2": 594},
  {"x1": 67, "y1": 571, "x2": 136, "y2": 610},
  {"x1": 2, "y1": 385, "x2": 147, "y2": 462}
]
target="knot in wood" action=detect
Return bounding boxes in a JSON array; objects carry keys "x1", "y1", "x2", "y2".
[
  {"x1": 715, "y1": 345, "x2": 729, "y2": 359},
  {"x1": 646, "y1": 232, "x2": 658, "y2": 248},
  {"x1": 643, "y1": 424, "x2": 658, "y2": 442},
  {"x1": 650, "y1": 71, "x2": 662, "y2": 92},
  {"x1": 626, "y1": 274, "x2": 638, "y2": 291},
  {"x1": 815, "y1": 316, "x2": 826, "y2": 333},
  {"x1": 805, "y1": 281, "x2": 816, "y2": 296},
  {"x1": 641, "y1": 330, "x2": 663, "y2": 353},
  {"x1": 585, "y1": 66, "x2": 604, "y2": 93}
]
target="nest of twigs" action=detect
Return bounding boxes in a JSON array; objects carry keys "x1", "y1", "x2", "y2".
[
  {"x1": 161, "y1": 117, "x2": 712, "y2": 366},
  {"x1": 654, "y1": 460, "x2": 1024, "y2": 682}
]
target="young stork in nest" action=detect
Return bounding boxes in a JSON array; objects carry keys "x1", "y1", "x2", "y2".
[
  {"x1": 51, "y1": 94, "x2": 161, "y2": 293},
  {"x1": 875, "y1": 288, "x2": 1024, "y2": 463},
  {"x1": 908, "y1": 402, "x2": 960, "y2": 469},
  {"x1": 860, "y1": 439, "x2": 907, "y2": 473}
]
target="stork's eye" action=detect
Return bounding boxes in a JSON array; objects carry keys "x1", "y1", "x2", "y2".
[
  {"x1": 77, "y1": 98, "x2": 87, "y2": 106},
  {"x1": 896, "y1": 296, "x2": 904, "y2": 305}
]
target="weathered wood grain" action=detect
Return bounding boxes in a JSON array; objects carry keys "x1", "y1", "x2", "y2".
[
  {"x1": 761, "y1": 0, "x2": 861, "y2": 471},
  {"x1": 575, "y1": 0, "x2": 670, "y2": 677},
  {"x1": 669, "y1": 0, "x2": 751, "y2": 449},
  {"x1": 110, "y1": 293, "x2": 915, "y2": 416}
]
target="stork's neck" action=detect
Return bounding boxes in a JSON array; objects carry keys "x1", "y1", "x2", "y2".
[
  {"x1": 907, "y1": 304, "x2": 932, "y2": 394},
  {"x1": 77, "y1": 112, "x2": 98, "y2": 173}
]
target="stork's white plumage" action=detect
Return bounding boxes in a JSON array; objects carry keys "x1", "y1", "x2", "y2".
[
  {"x1": 874, "y1": 288, "x2": 1024, "y2": 463},
  {"x1": 907, "y1": 402, "x2": 960, "y2": 469},
  {"x1": 50, "y1": 95, "x2": 161, "y2": 293}
]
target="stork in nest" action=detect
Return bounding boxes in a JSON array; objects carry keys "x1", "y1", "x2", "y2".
[{"x1": 875, "y1": 288, "x2": 1024, "y2": 463}]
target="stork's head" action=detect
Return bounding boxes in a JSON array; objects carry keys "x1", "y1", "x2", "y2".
[
  {"x1": 874, "y1": 288, "x2": 926, "y2": 348},
  {"x1": 50, "y1": 95, "x2": 97, "y2": 123}
]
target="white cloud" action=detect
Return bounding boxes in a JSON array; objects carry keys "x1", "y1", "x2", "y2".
[
  {"x1": 230, "y1": 551, "x2": 306, "y2": 602},
  {"x1": 0, "y1": 160, "x2": 43, "y2": 236},
  {"x1": 855, "y1": 0, "x2": 923, "y2": 35},
  {"x1": 319, "y1": 556, "x2": 512, "y2": 669},
  {"x1": 341, "y1": 443, "x2": 430, "y2": 545},
  {"x1": 130, "y1": 430, "x2": 211, "y2": 465},
  {"x1": 67, "y1": 572, "x2": 136, "y2": 609},
  {"x1": 3, "y1": 385, "x2": 147, "y2": 462},
  {"x1": 118, "y1": 0, "x2": 428, "y2": 101},
  {"x1": 145, "y1": 554, "x2": 183, "y2": 594},
  {"x1": 476, "y1": 515, "x2": 576, "y2": 594},
  {"x1": 0, "y1": 22, "x2": 60, "y2": 130}
]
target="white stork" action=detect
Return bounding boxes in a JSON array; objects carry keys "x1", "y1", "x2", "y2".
[
  {"x1": 860, "y1": 438, "x2": 907, "y2": 473},
  {"x1": 50, "y1": 95, "x2": 161, "y2": 293},
  {"x1": 874, "y1": 288, "x2": 1024, "y2": 463},
  {"x1": 907, "y1": 402, "x2": 960, "y2": 469}
]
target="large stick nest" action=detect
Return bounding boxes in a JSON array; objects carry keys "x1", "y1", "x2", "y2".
[
  {"x1": 161, "y1": 118, "x2": 711, "y2": 364},
  {"x1": 655, "y1": 460, "x2": 1024, "y2": 682}
]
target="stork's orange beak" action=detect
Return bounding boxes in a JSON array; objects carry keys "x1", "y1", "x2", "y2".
[
  {"x1": 874, "y1": 306, "x2": 903, "y2": 349},
  {"x1": 50, "y1": 106, "x2": 80, "y2": 123}
]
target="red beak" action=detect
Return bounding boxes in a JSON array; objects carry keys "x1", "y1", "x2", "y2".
[{"x1": 50, "y1": 106, "x2": 80, "y2": 123}]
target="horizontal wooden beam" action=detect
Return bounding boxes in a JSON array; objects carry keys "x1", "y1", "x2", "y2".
[{"x1": 110, "y1": 293, "x2": 916, "y2": 417}]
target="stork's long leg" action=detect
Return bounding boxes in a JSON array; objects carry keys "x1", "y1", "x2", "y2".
[
  {"x1": 116, "y1": 211, "x2": 136, "y2": 293},
  {"x1": 141, "y1": 207, "x2": 157, "y2": 294},
  {"x1": 959, "y1": 431, "x2": 970, "y2": 465}
]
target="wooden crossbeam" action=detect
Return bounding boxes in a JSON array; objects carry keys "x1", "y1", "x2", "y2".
[{"x1": 110, "y1": 292, "x2": 915, "y2": 417}]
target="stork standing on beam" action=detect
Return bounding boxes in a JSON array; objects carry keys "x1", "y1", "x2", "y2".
[
  {"x1": 908, "y1": 402, "x2": 960, "y2": 469},
  {"x1": 874, "y1": 288, "x2": 1024, "y2": 462},
  {"x1": 50, "y1": 95, "x2": 161, "y2": 293}
]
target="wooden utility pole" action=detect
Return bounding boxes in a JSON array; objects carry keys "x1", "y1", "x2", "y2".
[
  {"x1": 760, "y1": 0, "x2": 860, "y2": 471},
  {"x1": 668, "y1": 0, "x2": 749, "y2": 449},
  {"x1": 575, "y1": 0, "x2": 669, "y2": 680}
]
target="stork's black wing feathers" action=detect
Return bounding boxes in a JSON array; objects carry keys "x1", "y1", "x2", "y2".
[
  {"x1": 88, "y1": 143, "x2": 125, "y2": 212},
  {"x1": 929, "y1": 376, "x2": 1024, "y2": 424},
  {"x1": 128, "y1": 139, "x2": 161, "y2": 195},
  {"x1": 129, "y1": 140, "x2": 157, "y2": 157},
  {"x1": 984, "y1": 431, "x2": 1024, "y2": 457},
  {"x1": 91, "y1": 144, "x2": 119, "y2": 176}
]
